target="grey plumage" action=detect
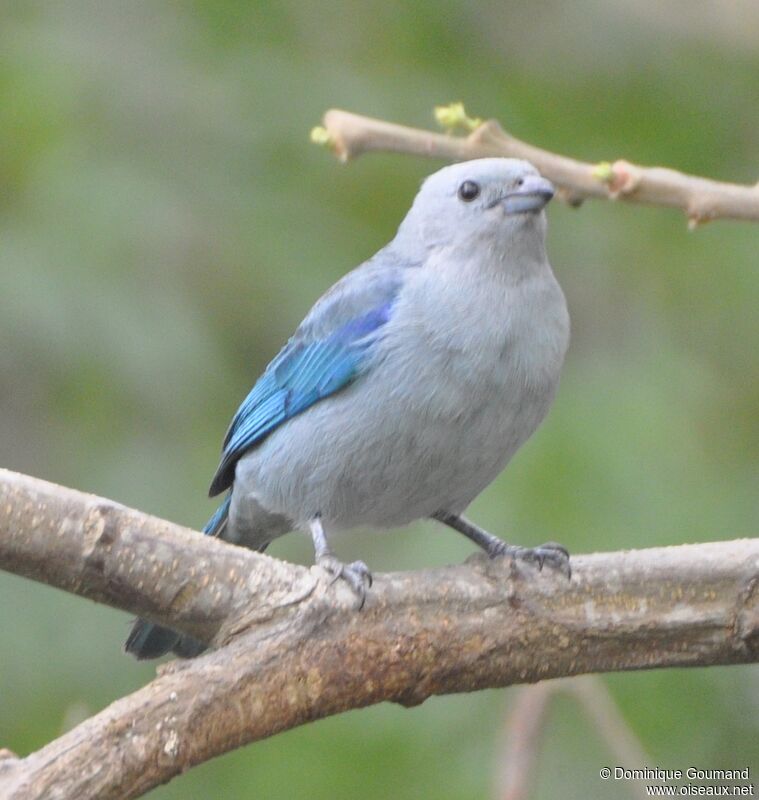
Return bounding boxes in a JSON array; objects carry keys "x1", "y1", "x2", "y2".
[
  {"x1": 228, "y1": 159, "x2": 569, "y2": 549},
  {"x1": 125, "y1": 157, "x2": 570, "y2": 659}
]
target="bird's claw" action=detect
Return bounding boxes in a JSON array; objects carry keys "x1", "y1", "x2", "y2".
[
  {"x1": 317, "y1": 556, "x2": 373, "y2": 608},
  {"x1": 489, "y1": 540, "x2": 571, "y2": 580}
]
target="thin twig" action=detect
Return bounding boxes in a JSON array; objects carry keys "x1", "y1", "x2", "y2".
[
  {"x1": 495, "y1": 676, "x2": 651, "y2": 800},
  {"x1": 496, "y1": 683, "x2": 554, "y2": 800},
  {"x1": 568, "y1": 676, "x2": 651, "y2": 789},
  {"x1": 317, "y1": 109, "x2": 759, "y2": 227}
]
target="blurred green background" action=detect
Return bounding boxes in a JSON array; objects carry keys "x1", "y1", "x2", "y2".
[{"x1": 1, "y1": 1, "x2": 757, "y2": 797}]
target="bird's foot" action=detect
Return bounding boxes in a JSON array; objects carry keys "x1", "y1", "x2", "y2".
[
  {"x1": 317, "y1": 555, "x2": 373, "y2": 608},
  {"x1": 488, "y1": 540, "x2": 571, "y2": 579}
]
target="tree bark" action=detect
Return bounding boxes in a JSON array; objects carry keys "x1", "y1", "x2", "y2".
[{"x1": 1, "y1": 468, "x2": 758, "y2": 800}]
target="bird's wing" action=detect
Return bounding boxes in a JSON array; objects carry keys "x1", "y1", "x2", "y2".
[{"x1": 208, "y1": 254, "x2": 405, "y2": 496}]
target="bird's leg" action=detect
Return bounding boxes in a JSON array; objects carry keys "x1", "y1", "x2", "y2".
[
  {"x1": 308, "y1": 516, "x2": 373, "y2": 607},
  {"x1": 432, "y1": 511, "x2": 571, "y2": 579}
]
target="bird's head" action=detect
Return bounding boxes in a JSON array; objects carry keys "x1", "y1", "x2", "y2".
[{"x1": 394, "y1": 158, "x2": 554, "y2": 262}]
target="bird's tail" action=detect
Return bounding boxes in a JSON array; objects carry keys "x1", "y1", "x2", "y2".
[{"x1": 124, "y1": 494, "x2": 232, "y2": 660}]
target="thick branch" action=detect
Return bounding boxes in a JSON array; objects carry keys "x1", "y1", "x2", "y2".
[
  {"x1": 319, "y1": 109, "x2": 759, "y2": 226},
  {"x1": 1, "y1": 469, "x2": 758, "y2": 800},
  {"x1": 0, "y1": 469, "x2": 316, "y2": 645}
]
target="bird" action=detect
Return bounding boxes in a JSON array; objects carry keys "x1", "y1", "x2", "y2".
[{"x1": 125, "y1": 157, "x2": 571, "y2": 660}]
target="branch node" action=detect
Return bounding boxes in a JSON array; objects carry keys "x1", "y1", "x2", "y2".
[
  {"x1": 734, "y1": 575, "x2": 759, "y2": 657},
  {"x1": 467, "y1": 118, "x2": 512, "y2": 151},
  {"x1": 606, "y1": 159, "x2": 642, "y2": 198},
  {"x1": 320, "y1": 109, "x2": 367, "y2": 162},
  {"x1": 556, "y1": 186, "x2": 585, "y2": 208},
  {"x1": 83, "y1": 502, "x2": 118, "y2": 557},
  {"x1": 393, "y1": 687, "x2": 431, "y2": 708},
  {"x1": 687, "y1": 214, "x2": 705, "y2": 231}
]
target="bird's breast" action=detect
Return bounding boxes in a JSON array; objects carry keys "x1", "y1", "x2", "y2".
[
  {"x1": 236, "y1": 264, "x2": 569, "y2": 531},
  {"x1": 380, "y1": 266, "x2": 569, "y2": 422}
]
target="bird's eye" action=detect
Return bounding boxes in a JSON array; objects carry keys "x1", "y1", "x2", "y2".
[
  {"x1": 515, "y1": 177, "x2": 524, "y2": 188},
  {"x1": 458, "y1": 180, "x2": 480, "y2": 202}
]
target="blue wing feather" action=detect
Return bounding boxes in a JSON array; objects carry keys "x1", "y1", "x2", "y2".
[{"x1": 208, "y1": 296, "x2": 397, "y2": 496}]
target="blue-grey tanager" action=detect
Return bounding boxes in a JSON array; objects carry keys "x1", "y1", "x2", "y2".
[{"x1": 126, "y1": 158, "x2": 570, "y2": 659}]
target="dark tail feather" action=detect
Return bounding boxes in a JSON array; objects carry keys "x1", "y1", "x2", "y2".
[
  {"x1": 125, "y1": 619, "x2": 182, "y2": 660},
  {"x1": 124, "y1": 495, "x2": 231, "y2": 660},
  {"x1": 201, "y1": 493, "x2": 232, "y2": 537}
]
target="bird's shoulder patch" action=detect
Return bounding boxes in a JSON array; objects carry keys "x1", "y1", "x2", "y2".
[{"x1": 208, "y1": 287, "x2": 399, "y2": 497}]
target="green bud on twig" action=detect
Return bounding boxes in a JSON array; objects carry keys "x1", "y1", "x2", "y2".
[
  {"x1": 592, "y1": 161, "x2": 615, "y2": 184},
  {"x1": 434, "y1": 102, "x2": 482, "y2": 133},
  {"x1": 310, "y1": 126, "x2": 333, "y2": 147}
]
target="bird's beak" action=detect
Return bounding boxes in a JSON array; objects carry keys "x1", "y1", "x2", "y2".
[{"x1": 500, "y1": 175, "x2": 555, "y2": 215}]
